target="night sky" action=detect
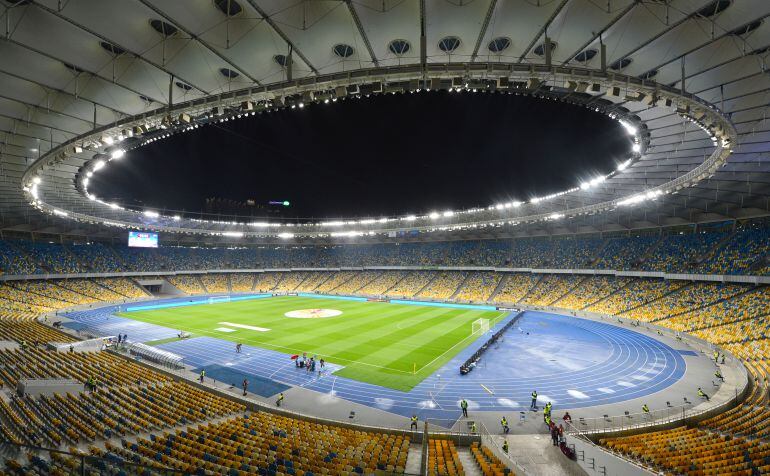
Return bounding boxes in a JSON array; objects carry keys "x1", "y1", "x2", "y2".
[{"x1": 90, "y1": 91, "x2": 631, "y2": 219}]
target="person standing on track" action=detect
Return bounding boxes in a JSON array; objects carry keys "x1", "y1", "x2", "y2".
[{"x1": 460, "y1": 399, "x2": 468, "y2": 417}]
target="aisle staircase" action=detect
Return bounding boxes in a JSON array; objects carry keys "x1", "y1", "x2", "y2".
[{"x1": 488, "y1": 274, "x2": 511, "y2": 302}]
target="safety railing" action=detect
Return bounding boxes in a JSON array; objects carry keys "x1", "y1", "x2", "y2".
[{"x1": 563, "y1": 421, "x2": 657, "y2": 475}]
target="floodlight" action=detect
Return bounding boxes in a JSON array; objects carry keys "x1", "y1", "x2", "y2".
[
  {"x1": 404, "y1": 215, "x2": 417, "y2": 221},
  {"x1": 93, "y1": 160, "x2": 106, "y2": 171},
  {"x1": 223, "y1": 232, "x2": 244, "y2": 237},
  {"x1": 111, "y1": 149, "x2": 125, "y2": 159},
  {"x1": 442, "y1": 211, "x2": 454, "y2": 217},
  {"x1": 632, "y1": 143, "x2": 641, "y2": 153},
  {"x1": 620, "y1": 120, "x2": 637, "y2": 135},
  {"x1": 428, "y1": 212, "x2": 440, "y2": 219},
  {"x1": 278, "y1": 232, "x2": 294, "y2": 239},
  {"x1": 53, "y1": 209, "x2": 68, "y2": 217},
  {"x1": 143, "y1": 210, "x2": 159, "y2": 218},
  {"x1": 32, "y1": 176, "x2": 42, "y2": 185}
]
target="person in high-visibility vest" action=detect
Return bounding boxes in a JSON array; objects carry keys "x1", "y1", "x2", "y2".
[
  {"x1": 470, "y1": 422, "x2": 477, "y2": 434},
  {"x1": 502, "y1": 440, "x2": 509, "y2": 454},
  {"x1": 501, "y1": 416, "x2": 509, "y2": 434},
  {"x1": 276, "y1": 392, "x2": 284, "y2": 407},
  {"x1": 642, "y1": 404, "x2": 650, "y2": 414},
  {"x1": 713, "y1": 351, "x2": 719, "y2": 362},
  {"x1": 530, "y1": 390, "x2": 538, "y2": 410},
  {"x1": 460, "y1": 399, "x2": 468, "y2": 417},
  {"x1": 715, "y1": 370, "x2": 724, "y2": 381},
  {"x1": 545, "y1": 402, "x2": 552, "y2": 415},
  {"x1": 410, "y1": 415, "x2": 418, "y2": 430},
  {"x1": 698, "y1": 387, "x2": 710, "y2": 401},
  {"x1": 199, "y1": 370, "x2": 205, "y2": 384}
]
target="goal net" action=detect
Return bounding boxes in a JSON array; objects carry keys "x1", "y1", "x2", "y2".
[
  {"x1": 471, "y1": 318, "x2": 490, "y2": 336},
  {"x1": 208, "y1": 296, "x2": 231, "y2": 304}
]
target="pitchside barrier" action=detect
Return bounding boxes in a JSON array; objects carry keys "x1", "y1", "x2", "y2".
[{"x1": 460, "y1": 311, "x2": 523, "y2": 375}]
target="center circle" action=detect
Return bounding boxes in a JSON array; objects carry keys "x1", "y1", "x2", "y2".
[{"x1": 284, "y1": 308, "x2": 343, "y2": 319}]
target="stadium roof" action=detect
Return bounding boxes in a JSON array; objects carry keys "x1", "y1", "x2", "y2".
[{"x1": 1, "y1": 0, "x2": 769, "y2": 243}]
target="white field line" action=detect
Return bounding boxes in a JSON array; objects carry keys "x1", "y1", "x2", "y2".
[{"x1": 218, "y1": 322, "x2": 270, "y2": 332}]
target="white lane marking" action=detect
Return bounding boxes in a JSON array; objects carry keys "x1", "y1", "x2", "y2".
[
  {"x1": 218, "y1": 322, "x2": 270, "y2": 332},
  {"x1": 597, "y1": 387, "x2": 615, "y2": 394},
  {"x1": 214, "y1": 327, "x2": 236, "y2": 333},
  {"x1": 374, "y1": 397, "x2": 395, "y2": 409},
  {"x1": 537, "y1": 394, "x2": 557, "y2": 404},
  {"x1": 567, "y1": 390, "x2": 590, "y2": 399},
  {"x1": 497, "y1": 398, "x2": 519, "y2": 407},
  {"x1": 617, "y1": 381, "x2": 635, "y2": 388}
]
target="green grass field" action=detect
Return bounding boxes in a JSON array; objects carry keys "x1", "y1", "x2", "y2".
[{"x1": 118, "y1": 296, "x2": 504, "y2": 391}]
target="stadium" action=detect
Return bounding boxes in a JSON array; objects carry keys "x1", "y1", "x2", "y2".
[{"x1": 0, "y1": 0, "x2": 769, "y2": 475}]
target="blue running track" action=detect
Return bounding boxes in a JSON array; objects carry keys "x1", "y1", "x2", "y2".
[{"x1": 64, "y1": 299, "x2": 685, "y2": 425}]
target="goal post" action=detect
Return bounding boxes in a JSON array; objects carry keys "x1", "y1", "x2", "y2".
[
  {"x1": 207, "y1": 296, "x2": 230, "y2": 304},
  {"x1": 471, "y1": 318, "x2": 490, "y2": 336}
]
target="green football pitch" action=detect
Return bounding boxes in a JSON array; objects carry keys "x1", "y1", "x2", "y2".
[{"x1": 118, "y1": 296, "x2": 505, "y2": 391}]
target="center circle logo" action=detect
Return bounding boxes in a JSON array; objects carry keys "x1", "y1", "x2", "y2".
[{"x1": 284, "y1": 308, "x2": 343, "y2": 319}]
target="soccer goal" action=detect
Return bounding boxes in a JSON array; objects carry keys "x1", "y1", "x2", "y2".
[
  {"x1": 208, "y1": 296, "x2": 231, "y2": 304},
  {"x1": 471, "y1": 318, "x2": 490, "y2": 336}
]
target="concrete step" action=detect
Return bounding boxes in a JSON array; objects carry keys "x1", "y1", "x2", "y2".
[
  {"x1": 404, "y1": 443, "x2": 422, "y2": 475},
  {"x1": 456, "y1": 447, "x2": 483, "y2": 476}
]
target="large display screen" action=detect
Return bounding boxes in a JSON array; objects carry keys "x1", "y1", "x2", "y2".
[{"x1": 128, "y1": 231, "x2": 158, "y2": 248}]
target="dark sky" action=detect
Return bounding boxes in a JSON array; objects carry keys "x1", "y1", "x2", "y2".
[{"x1": 91, "y1": 91, "x2": 631, "y2": 219}]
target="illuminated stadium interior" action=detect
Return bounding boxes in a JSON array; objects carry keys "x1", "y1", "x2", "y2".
[{"x1": 0, "y1": 1, "x2": 769, "y2": 475}]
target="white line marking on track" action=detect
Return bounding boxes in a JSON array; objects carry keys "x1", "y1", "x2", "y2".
[{"x1": 567, "y1": 390, "x2": 590, "y2": 399}]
